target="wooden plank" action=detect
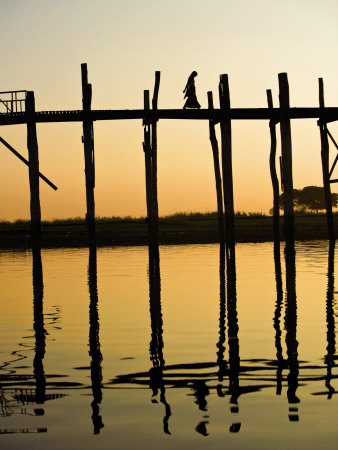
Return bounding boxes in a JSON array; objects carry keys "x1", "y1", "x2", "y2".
[
  {"x1": 0, "y1": 90, "x2": 27, "y2": 94},
  {"x1": 319, "y1": 78, "x2": 335, "y2": 240},
  {"x1": 208, "y1": 91, "x2": 225, "y2": 244},
  {"x1": 278, "y1": 73, "x2": 294, "y2": 243},
  {"x1": 1, "y1": 107, "x2": 338, "y2": 126},
  {"x1": 26, "y1": 91, "x2": 41, "y2": 245},
  {"x1": 267, "y1": 89, "x2": 280, "y2": 243}
]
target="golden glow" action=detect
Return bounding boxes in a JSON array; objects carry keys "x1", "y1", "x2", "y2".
[{"x1": 0, "y1": 0, "x2": 337, "y2": 220}]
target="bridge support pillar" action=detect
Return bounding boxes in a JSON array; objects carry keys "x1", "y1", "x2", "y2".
[
  {"x1": 26, "y1": 91, "x2": 41, "y2": 246},
  {"x1": 143, "y1": 72, "x2": 160, "y2": 264},
  {"x1": 81, "y1": 63, "x2": 96, "y2": 244},
  {"x1": 278, "y1": 73, "x2": 295, "y2": 243},
  {"x1": 318, "y1": 78, "x2": 335, "y2": 241},
  {"x1": 208, "y1": 91, "x2": 225, "y2": 245},
  {"x1": 267, "y1": 89, "x2": 280, "y2": 243},
  {"x1": 219, "y1": 74, "x2": 235, "y2": 252}
]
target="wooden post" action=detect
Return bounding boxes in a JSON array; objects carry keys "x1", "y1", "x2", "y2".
[
  {"x1": 143, "y1": 90, "x2": 154, "y2": 245},
  {"x1": 26, "y1": 91, "x2": 41, "y2": 245},
  {"x1": 278, "y1": 73, "x2": 294, "y2": 243},
  {"x1": 318, "y1": 78, "x2": 335, "y2": 241},
  {"x1": 81, "y1": 63, "x2": 96, "y2": 240},
  {"x1": 208, "y1": 91, "x2": 225, "y2": 244},
  {"x1": 279, "y1": 156, "x2": 284, "y2": 192},
  {"x1": 267, "y1": 90, "x2": 280, "y2": 242},
  {"x1": 151, "y1": 72, "x2": 160, "y2": 250},
  {"x1": 219, "y1": 74, "x2": 235, "y2": 248}
]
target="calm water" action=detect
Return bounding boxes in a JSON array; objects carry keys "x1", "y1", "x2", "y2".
[{"x1": 0, "y1": 241, "x2": 337, "y2": 449}]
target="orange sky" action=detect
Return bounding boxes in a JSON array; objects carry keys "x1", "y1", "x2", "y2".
[{"x1": 1, "y1": 0, "x2": 337, "y2": 220}]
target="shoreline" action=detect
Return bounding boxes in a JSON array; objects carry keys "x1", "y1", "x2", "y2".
[{"x1": 0, "y1": 214, "x2": 336, "y2": 249}]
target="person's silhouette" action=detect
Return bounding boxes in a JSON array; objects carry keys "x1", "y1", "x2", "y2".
[{"x1": 183, "y1": 71, "x2": 201, "y2": 109}]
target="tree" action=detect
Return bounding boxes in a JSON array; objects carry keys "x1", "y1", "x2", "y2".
[{"x1": 278, "y1": 185, "x2": 338, "y2": 213}]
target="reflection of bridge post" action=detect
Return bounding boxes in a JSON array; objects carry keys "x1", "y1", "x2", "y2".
[
  {"x1": 273, "y1": 240, "x2": 284, "y2": 395},
  {"x1": 88, "y1": 243, "x2": 104, "y2": 434},
  {"x1": 32, "y1": 243, "x2": 46, "y2": 406},
  {"x1": 226, "y1": 243, "x2": 241, "y2": 433},
  {"x1": 284, "y1": 240, "x2": 299, "y2": 421},
  {"x1": 148, "y1": 244, "x2": 171, "y2": 435},
  {"x1": 325, "y1": 240, "x2": 336, "y2": 398},
  {"x1": 216, "y1": 242, "x2": 227, "y2": 389}
]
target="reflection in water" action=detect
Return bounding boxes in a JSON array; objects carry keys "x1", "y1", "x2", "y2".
[
  {"x1": 32, "y1": 244, "x2": 46, "y2": 407},
  {"x1": 148, "y1": 244, "x2": 171, "y2": 434},
  {"x1": 216, "y1": 243, "x2": 227, "y2": 388},
  {"x1": 2, "y1": 242, "x2": 337, "y2": 443},
  {"x1": 195, "y1": 420, "x2": 209, "y2": 436},
  {"x1": 216, "y1": 243, "x2": 241, "y2": 432},
  {"x1": 0, "y1": 245, "x2": 62, "y2": 429},
  {"x1": 192, "y1": 381, "x2": 209, "y2": 412},
  {"x1": 226, "y1": 243, "x2": 241, "y2": 433},
  {"x1": 273, "y1": 240, "x2": 284, "y2": 395},
  {"x1": 325, "y1": 240, "x2": 336, "y2": 399},
  {"x1": 88, "y1": 243, "x2": 104, "y2": 434},
  {"x1": 0, "y1": 427, "x2": 47, "y2": 434},
  {"x1": 284, "y1": 240, "x2": 299, "y2": 421}
]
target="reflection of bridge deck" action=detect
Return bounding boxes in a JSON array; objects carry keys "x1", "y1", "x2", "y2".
[
  {"x1": 106, "y1": 360, "x2": 337, "y2": 395},
  {"x1": 1, "y1": 107, "x2": 338, "y2": 126},
  {"x1": 0, "y1": 387, "x2": 65, "y2": 434},
  {"x1": 0, "y1": 427, "x2": 47, "y2": 434},
  {"x1": 1, "y1": 359, "x2": 334, "y2": 392}
]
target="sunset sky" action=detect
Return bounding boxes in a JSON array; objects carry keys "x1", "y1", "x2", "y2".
[{"x1": 1, "y1": 0, "x2": 337, "y2": 220}]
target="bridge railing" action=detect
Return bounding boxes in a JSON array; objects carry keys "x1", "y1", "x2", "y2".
[{"x1": 0, "y1": 90, "x2": 27, "y2": 113}]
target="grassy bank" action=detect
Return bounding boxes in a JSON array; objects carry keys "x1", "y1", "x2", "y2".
[{"x1": 0, "y1": 212, "x2": 337, "y2": 249}]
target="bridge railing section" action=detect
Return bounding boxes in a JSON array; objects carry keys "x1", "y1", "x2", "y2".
[{"x1": 0, "y1": 90, "x2": 27, "y2": 113}]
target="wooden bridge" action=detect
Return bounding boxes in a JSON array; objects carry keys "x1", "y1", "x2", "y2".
[
  {"x1": 0, "y1": 64, "x2": 337, "y2": 248},
  {"x1": 1, "y1": 106, "x2": 338, "y2": 125}
]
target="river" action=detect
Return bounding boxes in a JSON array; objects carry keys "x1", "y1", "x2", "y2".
[{"x1": 0, "y1": 241, "x2": 337, "y2": 449}]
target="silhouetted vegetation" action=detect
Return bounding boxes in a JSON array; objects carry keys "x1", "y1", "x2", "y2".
[
  {"x1": 278, "y1": 186, "x2": 338, "y2": 213},
  {"x1": 0, "y1": 211, "x2": 337, "y2": 249}
]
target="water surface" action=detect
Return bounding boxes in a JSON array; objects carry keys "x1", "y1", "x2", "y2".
[{"x1": 0, "y1": 241, "x2": 337, "y2": 449}]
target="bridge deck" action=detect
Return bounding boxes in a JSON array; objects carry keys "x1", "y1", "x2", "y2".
[{"x1": 0, "y1": 107, "x2": 338, "y2": 126}]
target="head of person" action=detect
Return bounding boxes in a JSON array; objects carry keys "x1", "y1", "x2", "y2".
[{"x1": 187, "y1": 71, "x2": 198, "y2": 85}]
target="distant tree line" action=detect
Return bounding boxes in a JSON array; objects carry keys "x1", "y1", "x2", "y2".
[{"x1": 276, "y1": 185, "x2": 338, "y2": 213}]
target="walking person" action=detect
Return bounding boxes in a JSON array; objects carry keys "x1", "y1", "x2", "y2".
[{"x1": 183, "y1": 71, "x2": 201, "y2": 109}]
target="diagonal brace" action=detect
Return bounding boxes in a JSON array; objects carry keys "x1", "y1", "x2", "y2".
[
  {"x1": 0, "y1": 136, "x2": 58, "y2": 190},
  {"x1": 326, "y1": 128, "x2": 338, "y2": 179}
]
